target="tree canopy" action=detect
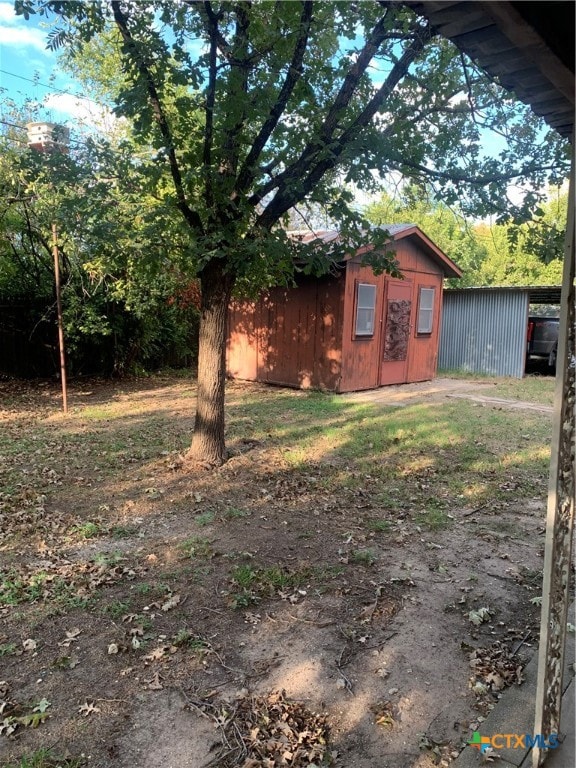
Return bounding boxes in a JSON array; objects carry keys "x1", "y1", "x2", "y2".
[
  {"x1": 14, "y1": 0, "x2": 571, "y2": 464},
  {"x1": 0, "y1": 98, "x2": 199, "y2": 375},
  {"x1": 365, "y1": 182, "x2": 568, "y2": 288}
]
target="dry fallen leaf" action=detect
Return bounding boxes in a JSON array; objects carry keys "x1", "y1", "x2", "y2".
[
  {"x1": 107, "y1": 643, "x2": 119, "y2": 655},
  {"x1": 143, "y1": 646, "x2": 167, "y2": 662},
  {"x1": 22, "y1": 639, "x2": 37, "y2": 652},
  {"x1": 78, "y1": 702, "x2": 101, "y2": 717},
  {"x1": 161, "y1": 593, "x2": 181, "y2": 612},
  {"x1": 58, "y1": 628, "x2": 81, "y2": 647},
  {"x1": 145, "y1": 671, "x2": 163, "y2": 690},
  {"x1": 468, "y1": 607, "x2": 492, "y2": 626},
  {"x1": 122, "y1": 613, "x2": 140, "y2": 623}
]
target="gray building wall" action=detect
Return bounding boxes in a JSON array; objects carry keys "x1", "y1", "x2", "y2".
[{"x1": 439, "y1": 289, "x2": 529, "y2": 378}]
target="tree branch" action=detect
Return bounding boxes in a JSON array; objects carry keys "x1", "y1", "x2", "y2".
[
  {"x1": 110, "y1": 0, "x2": 204, "y2": 235},
  {"x1": 185, "y1": 0, "x2": 232, "y2": 59},
  {"x1": 203, "y1": 7, "x2": 218, "y2": 210},
  {"x1": 256, "y1": 18, "x2": 433, "y2": 227},
  {"x1": 460, "y1": 52, "x2": 481, "y2": 127},
  {"x1": 386, "y1": 154, "x2": 560, "y2": 186},
  {"x1": 235, "y1": 0, "x2": 313, "y2": 195},
  {"x1": 219, "y1": 2, "x2": 251, "y2": 181}
]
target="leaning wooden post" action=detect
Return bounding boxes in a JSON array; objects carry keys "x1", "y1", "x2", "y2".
[
  {"x1": 52, "y1": 222, "x2": 68, "y2": 414},
  {"x1": 532, "y1": 147, "x2": 575, "y2": 766}
]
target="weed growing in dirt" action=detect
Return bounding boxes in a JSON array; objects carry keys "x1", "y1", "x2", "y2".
[
  {"x1": 228, "y1": 562, "x2": 346, "y2": 607},
  {"x1": 414, "y1": 509, "x2": 451, "y2": 531},
  {"x1": 179, "y1": 536, "x2": 213, "y2": 559},
  {"x1": 223, "y1": 506, "x2": 250, "y2": 520},
  {"x1": 195, "y1": 511, "x2": 215, "y2": 526},
  {"x1": 93, "y1": 551, "x2": 124, "y2": 567},
  {"x1": 172, "y1": 629, "x2": 210, "y2": 653},
  {"x1": 3, "y1": 749, "x2": 84, "y2": 768},
  {"x1": 366, "y1": 519, "x2": 393, "y2": 533},
  {"x1": 102, "y1": 600, "x2": 132, "y2": 618},
  {"x1": 229, "y1": 564, "x2": 259, "y2": 607},
  {"x1": 0, "y1": 570, "x2": 60, "y2": 607},
  {"x1": 0, "y1": 642, "x2": 17, "y2": 656},
  {"x1": 69, "y1": 521, "x2": 102, "y2": 539},
  {"x1": 110, "y1": 524, "x2": 141, "y2": 539},
  {"x1": 350, "y1": 549, "x2": 377, "y2": 566}
]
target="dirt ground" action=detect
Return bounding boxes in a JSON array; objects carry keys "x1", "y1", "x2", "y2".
[{"x1": 0, "y1": 375, "x2": 552, "y2": 768}]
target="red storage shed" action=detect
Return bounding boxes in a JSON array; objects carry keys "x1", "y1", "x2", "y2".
[{"x1": 227, "y1": 224, "x2": 462, "y2": 393}]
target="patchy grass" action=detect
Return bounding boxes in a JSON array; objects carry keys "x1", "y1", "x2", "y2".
[
  {"x1": 439, "y1": 370, "x2": 555, "y2": 405},
  {"x1": 0, "y1": 374, "x2": 555, "y2": 768},
  {"x1": 69, "y1": 521, "x2": 102, "y2": 539},
  {"x1": 366, "y1": 519, "x2": 394, "y2": 533},
  {"x1": 414, "y1": 509, "x2": 451, "y2": 531},
  {"x1": 3, "y1": 752, "x2": 84, "y2": 768},
  {"x1": 350, "y1": 548, "x2": 377, "y2": 566},
  {"x1": 488, "y1": 375, "x2": 555, "y2": 405},
  {"x1": 0, "y1": 642, "x2": 17, "y2": 656},
  {"x1": 179, "y1": 536, "x2": 213, "y2": 559}
]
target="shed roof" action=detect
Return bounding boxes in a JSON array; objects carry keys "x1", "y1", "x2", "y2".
[
  {"x1": 288, "y1": 224, "x2": 463, "y2": 279},
  {"x1": 406, "y1": 1, "x2": 575, "y2": 140},
  {"x1": 444, "y1": 284, "x2": 562, "y2": 304}
]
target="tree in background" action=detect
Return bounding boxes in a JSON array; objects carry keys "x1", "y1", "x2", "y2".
[
  {"x1": 474, "y1": 187, "x2": 567, "y2": 287},
  {"x1": 365, "y1": 182, "x2": 568, "y2": 287},
  {"x1": 17, "y1": 0, "x2": 570, "y2": 464},
  {"x1": 365, "y1": 183, "x2": 489, "y2": 285},
  {"x1": 0, "y1": 99, "x2": 199, "y2": 376}
]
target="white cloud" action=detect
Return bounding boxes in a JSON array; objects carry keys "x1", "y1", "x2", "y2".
[
  {"x1": 0, "y1": 1, "x2": 53, "y2": 55},
  {"x1": 0, "y1": 2, "x2": 16, "y2": 23},
  {"x1": 43, "y1": 92, "x2": 117, "y2": 131},
  {"x1": 0, "y1": 24, "x2": 48, "y2": 52}
]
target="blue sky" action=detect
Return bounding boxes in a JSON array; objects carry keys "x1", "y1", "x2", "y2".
[
  {"x1": 0, "y1": 0, "x2": 561, "y2": 212},
  {"x1": 0, "y1": 1, "x2": 113, "y2": 132}
]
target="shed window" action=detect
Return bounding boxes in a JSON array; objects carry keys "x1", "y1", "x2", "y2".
[
  {"x1": 355, "y1": 283, "x2": 377, "y2": 337},
  {"x1": 417, "y1": 287, "x2": 435, "y2": 334}
]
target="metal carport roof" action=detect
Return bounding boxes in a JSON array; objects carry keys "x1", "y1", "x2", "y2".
[{"x1": 444, "y1": 285, "x2": 563, "y2": 304}]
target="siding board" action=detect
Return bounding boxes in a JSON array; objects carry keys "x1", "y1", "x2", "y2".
[
  {"x1": 227, "y1": 226, "x2": 461, "y2": 392},
  {"x1": 439, "y1": 289, "x2": 529, "y2": 377}
]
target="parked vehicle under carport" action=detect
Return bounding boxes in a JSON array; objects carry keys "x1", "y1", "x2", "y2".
[{"x1": 526, "y1": 316, "x2": 559, "y2": 371}]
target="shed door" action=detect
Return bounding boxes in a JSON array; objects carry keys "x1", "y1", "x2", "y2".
[{"x1": 380, "y1": 279, "x2": 413, "y2": 385}]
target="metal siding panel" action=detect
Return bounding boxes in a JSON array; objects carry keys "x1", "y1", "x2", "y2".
[{"x1": 439, "y1": 291, "x2": 529, "y2": 377}]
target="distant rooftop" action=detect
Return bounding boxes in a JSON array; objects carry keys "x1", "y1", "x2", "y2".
[{"x1": 287, "y1": 224, "x2": 416, "y2": 244}]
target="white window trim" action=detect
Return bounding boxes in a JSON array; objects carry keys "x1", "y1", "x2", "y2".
[
  {"x1": 355, "y1": 282, "x2": 377, "y2": 337},
  {"x1": 417, "y1": 287, "x2": 435, "y2": 335}
]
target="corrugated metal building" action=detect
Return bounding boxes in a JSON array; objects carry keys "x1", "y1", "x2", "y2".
[
  {"x1": 227, "y1": 225, "x2": 462, "y2": 392},
  {"x1": 439, "y1": 286, "x2": 562, "y2": 378}
]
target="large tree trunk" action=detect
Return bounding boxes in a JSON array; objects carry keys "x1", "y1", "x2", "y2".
[{"x1": 187, "y1": 261, "x2": 234, "y2": 466}]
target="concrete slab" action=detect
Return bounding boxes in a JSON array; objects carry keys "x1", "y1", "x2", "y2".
[
  {"x1": 452, "y1": 653, "x2": 539, "y2": 768},
  {"x1": 451, "y1": 607, "x2": 575, "y2": 768},
  {"x1": 451, "y1": 749, "x2": 519, "y2": 768}
]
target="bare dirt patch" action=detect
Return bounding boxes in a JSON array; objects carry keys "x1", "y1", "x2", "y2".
[{"x1": 0, "y1": 374, "x2": 554, "y2": 768}]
